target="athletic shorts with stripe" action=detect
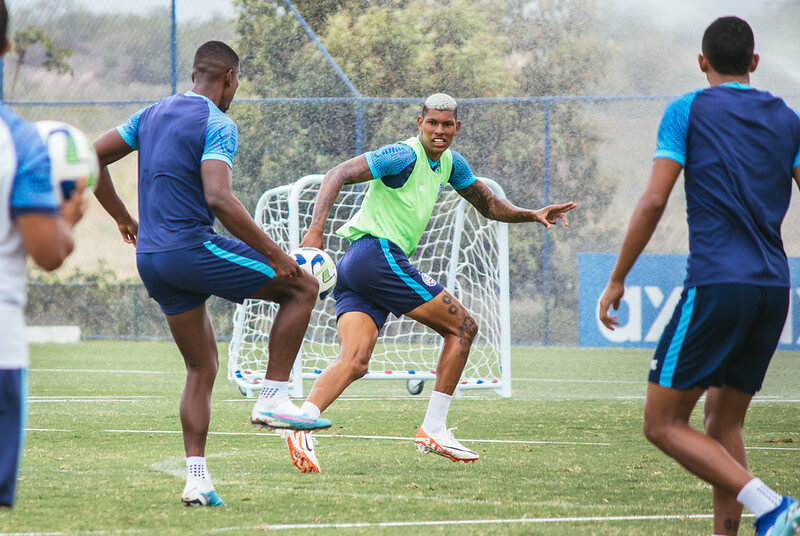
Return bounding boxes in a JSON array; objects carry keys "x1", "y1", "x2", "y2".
[
  {"x1": 136, "y1": 234, "x2": 274, "y2": 315},
  {"x1": 333, "y1": 235, "x2": 444, "y2": 330},
  {"x1": 649, "y1": 283, "x2": 789, "y2": 394},
  {"x1": 0, "y1": 369, "x2": 26, "y2": 507}
]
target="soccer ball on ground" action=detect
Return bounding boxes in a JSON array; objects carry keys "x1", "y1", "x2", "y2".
[
  {"x1": 291, "y1": 247, "x2": 337, "y2": 302},
  {"x1": 35, "y1": 121, "x2": 99, "y2": 202}
]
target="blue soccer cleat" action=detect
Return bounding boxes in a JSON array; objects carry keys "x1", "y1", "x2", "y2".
[
  {"x1": 180, "y1": 482, "x2": 225, "y2": 507},
  {"x1": 250, "y1": 399, "x2": 332, "y2": 431},
  {"x1": 755, "y1": 496, "x2": 800, "y2": 536}
]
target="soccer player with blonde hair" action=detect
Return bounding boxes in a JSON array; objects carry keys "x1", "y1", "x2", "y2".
[{"x1": 283, "y1": 93, "x2": 576, "y2": 473}]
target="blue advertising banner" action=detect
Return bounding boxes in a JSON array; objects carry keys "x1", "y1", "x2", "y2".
[{"x1": 578, "y1": 253, "x2": 800, "y2": 350}]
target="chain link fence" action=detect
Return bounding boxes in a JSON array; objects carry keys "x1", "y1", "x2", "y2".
[{"x1": 6, "y1": 1, "x2": 800, "y2": 344}]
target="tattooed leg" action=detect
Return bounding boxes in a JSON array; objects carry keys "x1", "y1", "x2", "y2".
[{"x1": 406, "y1": 291, "x2": 478, "y2": 395}]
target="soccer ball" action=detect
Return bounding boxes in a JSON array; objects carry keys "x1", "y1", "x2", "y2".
[
  {"x1": 291, "y1": 247, "x2": 337, "y2": 302},
  {"x1": 35, "y1": 121, "x2": 99, "y2": 202}
]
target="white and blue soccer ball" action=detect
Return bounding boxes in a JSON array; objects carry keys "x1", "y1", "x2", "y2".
[
  {"x1": 291, "y1": 247, "x2": 337, "y2": 302},
  {"x1": 35, "y1": 120, "x2": 99, "y2": 203}
]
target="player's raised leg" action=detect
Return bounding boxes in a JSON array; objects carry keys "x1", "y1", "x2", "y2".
[
  {"x1": 165, "y1": 303, "x2": 225, "y2": 507},
  {"x1": 304, "y1": 312, "x2": 379, "y2": 414},
  {"x1": 406, "y1": 290, "x2": 479, "y2": 462},
  {"x1": 249, "y1": 273, "x2": 333, "y2": 431},
  {"x1": 279, "y1": 312, "x2": 378, "y2": 473}
]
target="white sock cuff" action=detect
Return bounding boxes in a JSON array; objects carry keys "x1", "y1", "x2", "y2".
[
  {"x1": 430, "y1": 390, "x2": 453, "y2": 402},
  {"x1": 186, "y1": 456, "x2": 210, "y2": 480},
  {"x1": 422, "y1": 390, "x2": 453, "y2": 434},
  {"x1": 259, "y1": 379, "x2": 289, "y2": 400},
  {"x1": 301, "y1": 401, "x2": 321, "y2": 420},
  {"x1": 737, "y1": 478, "x2": 782, "y2": 518}
]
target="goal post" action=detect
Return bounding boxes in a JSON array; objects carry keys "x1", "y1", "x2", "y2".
[{"x1": 228, "y1": 175, "x2": 512, "y2": 398}]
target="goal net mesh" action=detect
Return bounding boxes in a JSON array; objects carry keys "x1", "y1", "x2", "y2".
[{"x1": 228, "y1": 175, "x2": 509, "y2": 395}]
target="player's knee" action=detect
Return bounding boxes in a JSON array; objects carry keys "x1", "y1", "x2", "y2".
[
  {"x1": 460, "y1": 315, "x2": 478, "y2": 343},
  {"x1": 642, "y1": 416, "x2": 672, "y2": 449},
  {"x1": 299, "y1": 272, "x2": 319, "y2": 305},
  {"x1": 351, "y1": 360, "x2": 370, "y2": 380},
  {"x1": 642, "y1": 415, "x2": 662, "y2": 445},
  {"x1": 342, "y1": 356, "x2": 369, "y2": 380},
  {"x1": 186, "y1": 357, "x2": 218, "y2": 379},
  {"x1": 338, "y1": 347, "x2": 371, "y2": 380}
]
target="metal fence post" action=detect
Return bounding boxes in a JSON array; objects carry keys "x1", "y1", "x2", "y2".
[
  {"x1": 283, "y1": 0, "x2": 362, "y2": 155},
  {"x1": 543, "y1": 100, "x2": 552, "y2": 345},
  {"x1": 170, "y1": 0, "x2": 177, "y2": 95},
  {"x1": 133, "y1": 284, "x2": 141, "y2": 340}
]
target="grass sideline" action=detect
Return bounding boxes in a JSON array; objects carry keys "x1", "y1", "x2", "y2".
[{"x1": 0, "y1": 342, "x2": 798, "y2": 535}]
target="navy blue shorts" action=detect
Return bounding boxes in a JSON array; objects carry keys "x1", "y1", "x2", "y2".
[
  {"x1": 333, "y1": 236, "x2": 444, "y2": 330},
  {"x1": 650, "y1": 284, "x2": 788, "y2": 394},
  {"x1": 0, "y1": 368, "x2": 26, "y2": 507},
  {"x1": 137, "y1": 235, "x2": 274, "y2": 315}
]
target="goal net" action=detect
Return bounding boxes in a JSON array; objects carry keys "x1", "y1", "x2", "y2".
[{"x1": 228, "y1": 175, "x2": 511, "y2": 398}]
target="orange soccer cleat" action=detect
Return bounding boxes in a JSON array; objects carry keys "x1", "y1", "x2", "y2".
[{"x1": 414, "y1": 426, "x2": 479, "y2": 463}]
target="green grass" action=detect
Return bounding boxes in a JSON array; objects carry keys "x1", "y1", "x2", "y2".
[{"x1": 2, "y1": 343, "x2": 799, "y2": 535}]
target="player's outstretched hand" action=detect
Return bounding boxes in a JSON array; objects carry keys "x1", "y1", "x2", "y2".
[
  {"x1": 117, "y1": 217, "x2": 138, "y2": 246},
  {"x1": 60, "y1": 178, "x2": 90, "y2": 229},
  {"x1": 533, "y1": 202, "x2": 577, "y2": 229},
  {"x1": 300, "y1": 227, "x2": 324, "y2": 250},
  {"x1": 598, "y1": 280, "x2": 624, "y2": 330},
  {"x1": 270, "y1": 250, "x2": 304, "y2": 280}
]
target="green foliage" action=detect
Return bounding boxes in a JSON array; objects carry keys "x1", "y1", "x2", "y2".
[
  {"x1": 8, "y1": 25, "x2": 73, "y2": 97},
  {"x1": 8, "y1": 1, "x2": 234, "y2": 98},
  {"x1": 25, "y1": 264, "x2": 234, "y2": 340}
]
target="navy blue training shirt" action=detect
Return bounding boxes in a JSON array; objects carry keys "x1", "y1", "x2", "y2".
[
  {"x1": 117, "y1": 91, "x2": 238, "y2": 253},
  {"x1": 655, "y1": 82, "x2": 800, "y2": 288}
]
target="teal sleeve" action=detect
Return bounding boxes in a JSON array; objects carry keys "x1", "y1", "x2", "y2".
[{"x1": 653, "y1": 91, "x2": 699, "y2": 166}]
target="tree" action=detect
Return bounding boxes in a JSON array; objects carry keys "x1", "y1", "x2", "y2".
[
  {"x1": 8, "y1": 25, "x2": 73, "y2": 98},
  {"x1": 232, "y1": 0, "x2": 613, "y2": 342}
]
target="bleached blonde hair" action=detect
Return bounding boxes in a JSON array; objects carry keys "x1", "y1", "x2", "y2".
[{"x1": 422, "y1": 93, "x2": 458, "y2": 118}]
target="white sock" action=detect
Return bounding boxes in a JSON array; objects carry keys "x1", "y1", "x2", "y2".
[
  {"x1": 737, "y1": 478, "x2": 782, "y2": 518},
  {"x1": 422, "y1": 391, "x2": 452, "y2": 435},
  {"x1": 301, "y1": 401, "x2": 321, "y2": 419},
  {"x1": 186, "y1": 456, "x2": 212, "y2": 490},
  {"x1": 258, "y1": 379, "x2": 289, "y2": 402}
]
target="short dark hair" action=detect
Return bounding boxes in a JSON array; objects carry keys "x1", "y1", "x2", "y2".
[
  {"x1": 193, "y1": 41, "x2": 239, "y2": 80},
  {"x1": 1, "y1": 0, "x2": 8, "y2": 45},
  {"x1": 701, "y1": 17, "x2": 754, "y2": 75}
]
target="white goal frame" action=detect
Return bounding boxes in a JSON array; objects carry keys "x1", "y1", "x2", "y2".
[{"x1": 228, "y1": 174, "x2": 512, "y2": 398}]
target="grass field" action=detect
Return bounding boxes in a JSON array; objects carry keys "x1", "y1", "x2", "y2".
[{"x1": 2, "y1": 343, "x2": 799, "y2": 535}]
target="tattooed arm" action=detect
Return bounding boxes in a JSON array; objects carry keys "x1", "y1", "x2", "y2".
[
  {"x1": 456, "y1": 179, "x2": 577, "y2": 229},
  {"x1": 300, "y1": 155, "x2": 374, "y2": 249}
]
